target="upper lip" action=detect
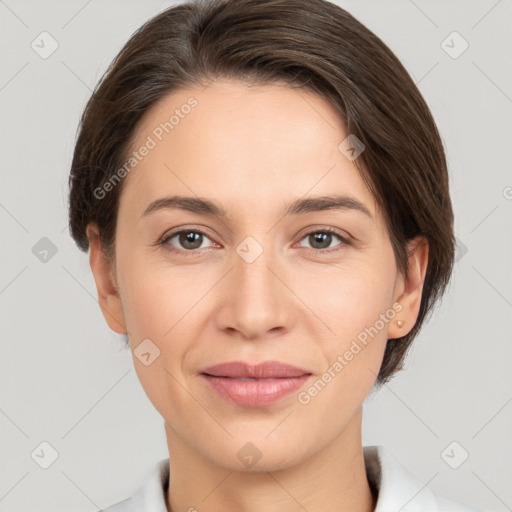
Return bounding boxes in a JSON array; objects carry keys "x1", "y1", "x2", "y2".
[{"x1": 201, "y1": 361, "x2": 311, "y2": 379}]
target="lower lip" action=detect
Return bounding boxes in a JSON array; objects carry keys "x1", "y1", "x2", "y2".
[{"x1": 201, "y1": 374, "x2": 311, "y2": 407}]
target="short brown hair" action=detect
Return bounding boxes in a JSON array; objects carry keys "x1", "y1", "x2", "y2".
[{"x1": 67, "y1": 0, "x2": 455, "y2": 384}]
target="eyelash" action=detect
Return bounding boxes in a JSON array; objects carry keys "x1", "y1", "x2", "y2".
[{"x1": 158, "y1": 226, "x2": 351, "y2": 256}]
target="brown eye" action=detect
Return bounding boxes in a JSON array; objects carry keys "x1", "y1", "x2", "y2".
[
  {"x1": 178, "y1": 231, "x2": 203, "y2": 250},
  {"x1": 297, "y1": 229, "x2": 348, "y2": 252},
  {"x1": 162, "y1": 229, "x2": 214, "y2": 252},
  {"x1": 309, "y1": 232, "x2": 333, "y2": 249}
]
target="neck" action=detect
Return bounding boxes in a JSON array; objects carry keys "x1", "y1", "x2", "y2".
[{"x1": 164, "y1": 408, "x2": 376, "y2": 512}]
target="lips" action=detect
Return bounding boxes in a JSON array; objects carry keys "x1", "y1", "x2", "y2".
[
  {"x1": 201, "y1": 360, "x2": 311, "y2": 379},
  {"x1": 200, "y1": 361, "x2": 312, "y2": 407}
]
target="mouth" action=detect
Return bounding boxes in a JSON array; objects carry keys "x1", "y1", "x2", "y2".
[
  {"x1": 212, "y1": 377, "x2": 289, "y2": 381},
  {"x1": 200, "y1": 361, "x2": 312, "y2": 407},
  {"x1": 201, "y1": 360, "x2": 311, "y2": 379}
]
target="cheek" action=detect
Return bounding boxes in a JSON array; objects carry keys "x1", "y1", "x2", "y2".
[
  {"x1": 295, "y1": 255, "x2": 396, "y2": 398},
  {"x1": 294, "y1": 263, "x2": 393, "y2": 414},
  {"x1": 299, "y1": 257, "x2": 396, "y2": 341},
  {"x1": 118, "y1": 250, "x2": 204, "y2": 340},
  {"x1": 118, "y1": 268, "x2": 196, "y2": 418},
  {"x1": 117, "y1": 253, "x2": 218, "y2": 403}
]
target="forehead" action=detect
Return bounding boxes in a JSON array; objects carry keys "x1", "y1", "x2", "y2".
[{"x1": 120, "y1": 79, "x2": 378, "y2": 222}]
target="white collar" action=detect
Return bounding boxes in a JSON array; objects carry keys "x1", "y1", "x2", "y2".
[{"x1": 104, "y1": 445, "x2": 480, "y2": 512}]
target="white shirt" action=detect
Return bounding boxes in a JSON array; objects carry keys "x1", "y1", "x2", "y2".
[{"x1": 102, "y1": 445, "x2": 482, "y2": 512}]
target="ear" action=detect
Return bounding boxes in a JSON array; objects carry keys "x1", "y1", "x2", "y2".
[
  {"x1": 86, "y1": 223, "x2": 127, "y2": 334},
  {"x1": 388, "y1": 236, "x2": 429, "y2": 340}
]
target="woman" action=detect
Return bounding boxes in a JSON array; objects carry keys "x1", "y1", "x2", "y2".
[{"x1": 67, "y1": 0, "x2": 481, "y2": 510}]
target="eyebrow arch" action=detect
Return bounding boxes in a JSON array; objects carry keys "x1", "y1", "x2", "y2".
[
  {"x1": 142, "y1": 196, "x2": 227, "y2": 218},
  {"x1": 284, "y1": 195, "x2": 372, "y2": 218},
  {"x1": 141, "y1": 194, "x2": 372, "y2": 219}
]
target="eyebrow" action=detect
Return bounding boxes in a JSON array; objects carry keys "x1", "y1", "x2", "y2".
[{"x1": 141, "y1": 194, "x2": 372, "y2": 219}]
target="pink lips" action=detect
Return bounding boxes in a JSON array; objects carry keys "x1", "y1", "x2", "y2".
[{"x1": 200, "y1": 361, "x2": 312, "y2": 407}]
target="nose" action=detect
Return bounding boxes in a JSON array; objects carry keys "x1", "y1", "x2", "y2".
[{"x1": 215, "y1": 244, "x2": 297, "y2": 340}]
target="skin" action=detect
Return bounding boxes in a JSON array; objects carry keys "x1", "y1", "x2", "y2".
[{"x1": 87, "y1": 79, "x2": 428, "y2": 512}]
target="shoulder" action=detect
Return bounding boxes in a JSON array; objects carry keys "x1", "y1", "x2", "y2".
[
  {"x1": 434, "y1": 493, "x2": 483, "y2": 512},
  {"x1": 364, "y1": 446, "x2": 483, "y2": 512},
  {"x1": 102, "y1": 497, "x2": 132, "y2": 512},
  {"x1": 101, "y1": 458, "x2": 170, "y2": 512}
]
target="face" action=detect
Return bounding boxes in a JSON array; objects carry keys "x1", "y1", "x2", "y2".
[{"x1": 88, "y1": 79, "x2": 426, "y2": 472}]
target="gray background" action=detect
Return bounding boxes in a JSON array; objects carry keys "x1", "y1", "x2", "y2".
[{"x1": 1, "y1": 0, "x2": 511, "y2": 510}]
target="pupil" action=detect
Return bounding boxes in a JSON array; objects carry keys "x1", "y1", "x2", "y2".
[
  {"x1": 180, "y1": 231, "x2": 202, "y2": 249},
  {"x1": 311, "y1": 232, "x2": 331, "y2": 249}
]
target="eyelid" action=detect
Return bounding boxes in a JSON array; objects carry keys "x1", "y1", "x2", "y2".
[
  {"x1": 159, "y1": 225, "x2": 219, "y2": 252},
  {"x1": 294, "y1": 225, "x2": 352, "y2": 251}
]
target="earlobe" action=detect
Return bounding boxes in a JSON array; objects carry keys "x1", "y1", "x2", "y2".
[
  {"x1": 86, "y1": 223, "x2": 127, "y2": 334},
  {"x1": 388, "y1": 236, "x2": 429, "y2": 340}
]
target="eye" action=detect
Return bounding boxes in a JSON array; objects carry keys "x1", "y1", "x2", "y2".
[
  {"x1": 161, "y1": 229, "x2": 216, "y2": 253},
  {"x1": 297, "y1": 228, "x2": 349, "y2": 252},
  {"x1": 159, "y1": 226, "x2": 350, "y2": 255}
]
